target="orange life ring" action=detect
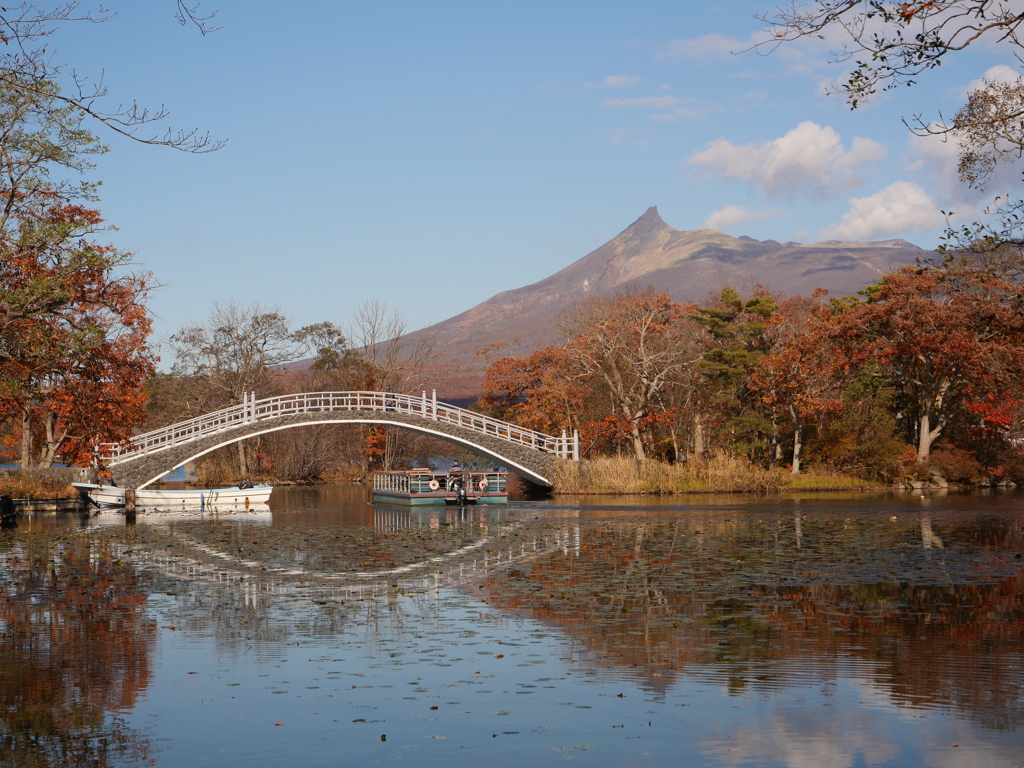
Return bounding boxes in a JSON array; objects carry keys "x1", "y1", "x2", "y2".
[
  {"x1": 478, "y1": 479, "x2": 488, "y2": 491},
  {"x1": 428, "y1": 479, "x2": 440, "y2": 491}
]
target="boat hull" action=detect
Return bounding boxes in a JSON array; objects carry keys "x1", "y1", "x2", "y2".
[
  {"x1": 73, "y1": 483, "x2": 273, "y2": 509},
  {"x1": 371, "y1": 470, "x2": 508, "y2": 506},
  {"x1": 371, "y1": 489, "x2": 508, "y2": 505}
]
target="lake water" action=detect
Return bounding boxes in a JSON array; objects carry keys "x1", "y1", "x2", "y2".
[{"x1": 2, "y1": 487, "x2": 1023, "y2": 767}]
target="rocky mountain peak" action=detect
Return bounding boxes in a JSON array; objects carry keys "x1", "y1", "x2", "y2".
[
  {"x1": 330, "y1": 207, "x2": 931, "y2": 398},
  {"x1": 617, "y1": 206, "x2": 671, "y2": 250}
]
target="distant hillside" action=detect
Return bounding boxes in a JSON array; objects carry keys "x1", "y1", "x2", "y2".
[{"x1": 398, "y1": 206, "x2": 929, "y2": 398}]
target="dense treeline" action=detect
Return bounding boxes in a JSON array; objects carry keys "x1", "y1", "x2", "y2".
[{"x1": 480, "y1": 262, "x2": 1024, "y2": 484}]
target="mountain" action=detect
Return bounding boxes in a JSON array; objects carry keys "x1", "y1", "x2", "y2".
[{"x1": 405, "y1": 206, "x2": 930, "y2": 399}]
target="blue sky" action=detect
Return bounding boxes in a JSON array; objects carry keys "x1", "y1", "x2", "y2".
[{"x1": 48, "y1": 1, "x2": 1021, "y2": 351}]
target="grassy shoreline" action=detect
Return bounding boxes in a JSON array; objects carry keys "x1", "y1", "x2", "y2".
[{"x1": 550, "y1": 456, "x2": 875, "y2": 495}]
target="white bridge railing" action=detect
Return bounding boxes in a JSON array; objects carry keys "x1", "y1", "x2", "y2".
[{"x1": 99, "y1": 390, "x2": 580, "y2": 464}]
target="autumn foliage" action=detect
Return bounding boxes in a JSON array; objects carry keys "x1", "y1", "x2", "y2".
[
  {"x1": 0, "y1": 199, "x2": 155, "y2": 467},
  {"x1": 481, "y1": 270, "x2": 1024, "y2": 483}
]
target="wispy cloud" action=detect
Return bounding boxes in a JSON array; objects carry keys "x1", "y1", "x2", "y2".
[
  {"x1": 580, "y1": 74, "x2": 644, "y2": 92},
  {"x1": 596, "y1": 127, "x2": 648, "y2": 149},
  {"x1": 688, "y1": 121, "x2": 885, "y2": 199},
  {"x1": 661, "y1": 32, "x2": 756, "y2": 59},
  {"x1": 702, "y1": 205, "x2": 787, "y2": 231},
  {"x1": 600, "y1": 95, "x2": 680, "y2": 109},
  {"x1": 602, "y1": 74, "x2": 643, "y2": 88},
  {"x1": 648, "y1": 102, "x2": 720, "y2": 122}
]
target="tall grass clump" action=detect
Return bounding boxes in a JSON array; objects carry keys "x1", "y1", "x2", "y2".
[
  {"x1": 551, "y1": 456, "x2": 876, "y2": 495},
  {"x1": 0, "y1": 474, "x2": 77, "y2": 499},
  {"x1": 552, "y1": 454, "x2": 785, "y2": 494}
]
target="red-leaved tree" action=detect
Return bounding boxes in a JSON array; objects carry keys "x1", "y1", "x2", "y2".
[
  {"x1": 829, "y1": 268, "x2": 1024, "y2": 462},
  {"x1": 0, "y1": 199, "x2": 155, "y2": 467}
]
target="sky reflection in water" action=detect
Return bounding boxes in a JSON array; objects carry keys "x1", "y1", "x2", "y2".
[{"x1": 2, "y1": 490, "x2": 1023, "y2": 767}]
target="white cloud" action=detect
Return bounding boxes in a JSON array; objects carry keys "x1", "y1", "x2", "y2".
[
  {"x1": 660, "y1": 30, "x2": 834, "y2": 78},
  {"x1": 597, "y1": 127, "x2": 648, "y2": 149},
  {"x1": 662, "y1": 32, "x2": 752, "y2": 59},
  {"x1": 583, "y1": 74, "x2": 644, "y2": 90},
  {"x1": 602, "y1": 74, "x2": 643, "y2": 89},
  {"x1": 601, "y1": 95, "x2": 680, "y2": 109},
  {"x1": 820, "y1": 181, "x2": 943, "y2": 240},
  {"x1": 904, "y1": 125, "x2": 1014, "y2": 219},
  {"x1": 648, "y1": 103, "x2": 719, "y2": 122},
  {"x1": 905, "y1": 129, "x2": 977, "y2": 209},
  {"x1": 964, "y1": 63, "x2": 1021, "y2": 94},
  {"x1": 702, "y1": 205, "x2": 787, "y2": 230},
  {"x1": 688, "y1": 121, "x2": 885, "y2": 199}
]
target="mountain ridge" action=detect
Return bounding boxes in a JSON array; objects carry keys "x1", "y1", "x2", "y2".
[{"x1": 371, "y1": 207, "x2": 930, "y2": 398}]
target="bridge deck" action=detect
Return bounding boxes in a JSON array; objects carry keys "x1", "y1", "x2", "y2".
[{"x1": 100, "y1": 391, "x2": 578, "y2": 489}]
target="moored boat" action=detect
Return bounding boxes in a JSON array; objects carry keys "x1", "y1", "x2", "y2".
[
  {"x1": 72, "y1": 482, "x2": 273, "y2": 510},
  {"x1": 372, "y1": 469, "x2": 507, "y2": 505}
]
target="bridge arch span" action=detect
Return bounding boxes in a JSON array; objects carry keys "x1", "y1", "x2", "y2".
[{"x1": 102, "y1": 392, "x2": 576, "y2": 489}]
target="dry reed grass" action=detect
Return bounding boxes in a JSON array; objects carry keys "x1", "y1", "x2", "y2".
[
  {"x1": 0, "y1": 475, "x2": 77, "y2": 499},
  {"x1": 551, "y1": 456, "x2": 872, "y2": 495}
]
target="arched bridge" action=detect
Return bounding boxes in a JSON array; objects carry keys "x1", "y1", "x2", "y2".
[{"x1": 98, "y1": 391, "x2": 579, "y2": 489}]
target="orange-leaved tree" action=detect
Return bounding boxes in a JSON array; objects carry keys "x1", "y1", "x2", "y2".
[
  {"x1": 829, "y1": 267, "x2": 1024, "y2": 463},
  {"x1": 482, "y1": 292, "x2": 706, "y2": 460},
  {"x1": 0, "y1": 199, "x2": 155, "y2": 467},
  {"x1": 480, "y1": 345, "x2": 586, "y2": 437},
  {"x1": 749, "y1": 293, "x2": 847, "y2": 473},
  {"x1": 560, "y1": 291, "x2": 704, "y2": 459}
]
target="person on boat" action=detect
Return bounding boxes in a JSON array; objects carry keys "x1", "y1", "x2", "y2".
[{"x1": 447, "y1": 459, "x2": 463, "y2": 491}]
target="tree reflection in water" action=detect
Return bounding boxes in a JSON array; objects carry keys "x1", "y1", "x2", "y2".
[
  {"x1": 480, "y1": 512, "x2": 1024, "y2": 729},
  {"x1": 0, "y1": 531, "x2": 155, "y2": 767},
  {"x1": 121, "y1": 506, "x2": 1024, "y2": 735},
  {"x1": 3, "y1": 503, "x2": 1022, "y2": 765}
]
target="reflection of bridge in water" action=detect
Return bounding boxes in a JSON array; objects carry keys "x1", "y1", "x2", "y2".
[
  {"x1": 98, "y1": 391, "x2": 579, "y2": 489},
  {"x1": 105, "y1": 505, "x2": 581, "y2": 603}
]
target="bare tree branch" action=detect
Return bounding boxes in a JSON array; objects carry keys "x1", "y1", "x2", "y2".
[
  {"x1": 175, "y1": 1, "x2": 219, "y2": 35},
  {"x1": 759, "y1": 2, "x2": 1024, "y2": 107},
  {"x1": 0, "y1": 3, "x2": 224, "y2": 152}
]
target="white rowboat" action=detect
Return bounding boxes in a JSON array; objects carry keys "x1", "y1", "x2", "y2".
[{"x1": 72, "y1": 483, "x2": 273, "y2": 510}]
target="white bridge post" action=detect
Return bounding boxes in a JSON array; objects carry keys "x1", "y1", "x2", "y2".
[
  {"x1": 432, "y1": 389, "x2": 437, "y2": 420},
  {"x1": 573, "y1": 429, "x2": 579, "y2": 461},
  {"x1": 422, "y1": 390, "x2": 427, "y2": 417}
]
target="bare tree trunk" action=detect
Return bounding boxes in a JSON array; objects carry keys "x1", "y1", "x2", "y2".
[
  {"x1": 791, "y1": 423, "x2": 803, "y2": 474},
  {"x1": 789, "y1": 405, "x2": 803, "y2": 474},
  {"x1": 20, "y1": 405, "x2": 32, "y2": 468},
  {"x1": 917, "y1": 382, "x2": 949, "y2": 462},
  {"x1": 630, "y1": 426, "x2": 646, "y2": 460},
  {"x1": 37, "y1": 410, "x2": 62, "y2": 468},
  {"x1": 693, "y1": 414, "x2": 705, "y2": 457},
  {"x1": 237, "y1": 441, "x2": 248, "y2": 478},
  {"x1": 917, "y1": 411, "x2": 940, "y2": 462}
]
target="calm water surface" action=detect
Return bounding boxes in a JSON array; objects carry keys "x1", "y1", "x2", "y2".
[{"x1": 2, "y1": 488, "x2": 1023, "y2": 767}]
